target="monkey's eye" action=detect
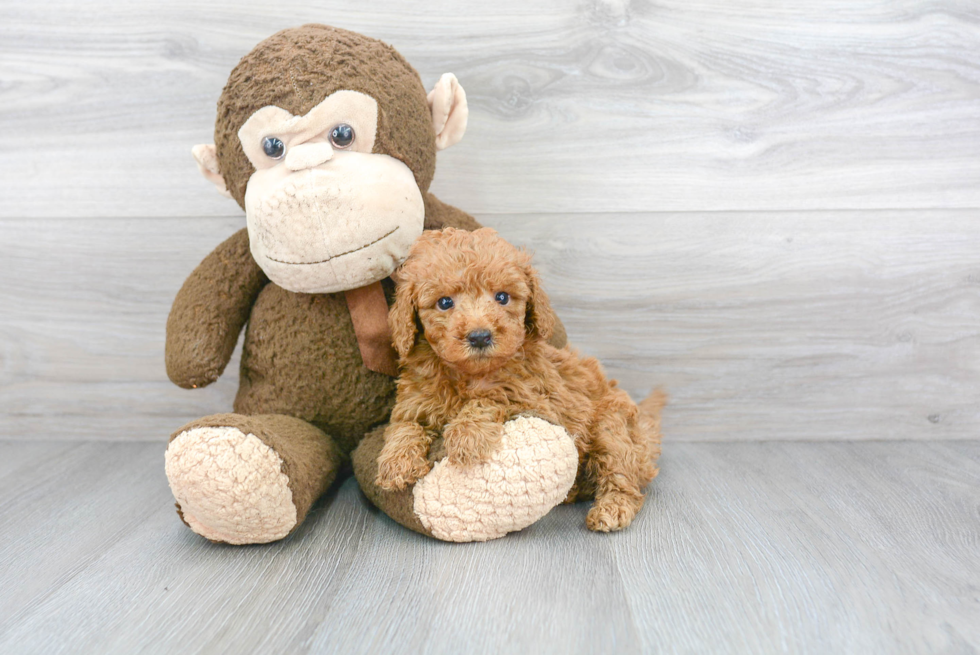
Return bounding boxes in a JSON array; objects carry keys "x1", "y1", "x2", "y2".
[
  {"x1": 262, "y1": 136, "x2": 285, "y2": 159},
  {"x1": 329, "y1": 124, "x2": 355, "y2": 149},
  {"x1": 436, "y1": 297, "x2": 454, "y2": 311},
  {"x1": 495, "y1": 292, "x2": 510, "y2": 305}
]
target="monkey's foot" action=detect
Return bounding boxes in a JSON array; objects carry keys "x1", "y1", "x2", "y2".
[
  {"x1": 354, "y1": 417, "x2": 579, "y2": 542},
  {"x1": 413, "y1": 416, "x2": 578, "y2": 542},
  {"x1": 165, "y1": 426, "x2": 297, "y2": 544}
]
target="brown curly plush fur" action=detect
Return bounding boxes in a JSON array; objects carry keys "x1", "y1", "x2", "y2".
[{"x1": 375, "y1": 228, "x2": 663, "y2": 532}]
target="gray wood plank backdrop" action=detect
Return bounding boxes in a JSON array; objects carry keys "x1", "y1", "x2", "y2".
[{"x1": 1, "y1": 0, "x2": 979, "y2": 441}]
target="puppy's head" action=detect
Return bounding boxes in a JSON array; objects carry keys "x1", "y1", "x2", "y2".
[{"x1": 389, "y1": 227, "x2": 555, "y2": 375}]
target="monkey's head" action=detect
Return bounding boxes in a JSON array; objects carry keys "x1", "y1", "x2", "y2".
[{"x1": 193, "y1": 25, "x2": 468, "y2": 294}]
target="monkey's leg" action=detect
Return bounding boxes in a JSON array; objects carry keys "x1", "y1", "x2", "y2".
[
  {"x1": 353, "y1": 416, "x2": 579, "y2": 542},
  {"x1": 165, "y1": 413, "x2": 340, "y2": 545}
]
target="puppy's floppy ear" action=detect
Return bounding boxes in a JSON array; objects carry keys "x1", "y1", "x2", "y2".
[
  {"x1": 389, "y1": 270, "x2": 419, "y2": 359},
  {"x1": 523, "y1": 258, "x2": 556, "y2": 341}
]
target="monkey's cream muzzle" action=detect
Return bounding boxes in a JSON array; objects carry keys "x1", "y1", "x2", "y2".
[
  {"x1": 237, "y1": 91, "x2": 424, "y2": 294},
  {"x1": 243, "y1": 151, "x2": 423, "y2": 294}
]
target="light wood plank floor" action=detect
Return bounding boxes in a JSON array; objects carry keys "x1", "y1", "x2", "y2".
[{"x1": 1, "y1": 440, "x2": 976, "y2": 654}]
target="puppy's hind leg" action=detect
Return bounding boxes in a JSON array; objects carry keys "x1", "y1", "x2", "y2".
[{"x1": 585, "y1": 396, "x2": 647, "y2": 532}]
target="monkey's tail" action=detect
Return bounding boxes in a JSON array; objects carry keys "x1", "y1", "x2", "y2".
[{"x1": 636, "y1": 389, "x2": 666, "y2": 484}]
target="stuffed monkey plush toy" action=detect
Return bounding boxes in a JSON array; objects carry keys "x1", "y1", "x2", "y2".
[{"x1": 164, "y1": 25, "x2": 580, "y2": 543}]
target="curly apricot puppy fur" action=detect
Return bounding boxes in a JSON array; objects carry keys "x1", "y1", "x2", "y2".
[{"x1": 375, "y1": 227, "x2": 663, "y2": 532}]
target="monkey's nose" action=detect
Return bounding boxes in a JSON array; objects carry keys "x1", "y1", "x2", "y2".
[
  {"x1": 467, "y1": 329, "x2": 493, "y2": 349},
  {"x1": 284, "y1": 141, "x2": 334, "y2": 171}
]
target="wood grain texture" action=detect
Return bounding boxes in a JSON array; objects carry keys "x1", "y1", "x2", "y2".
[
  {"x1": 2, "y1": 211, "x2": 978, "y2": 441},
  {"x1": 1, "y1": 0, "x2": 978, "y2": 217},
  {"x1": 0, "y1": 440, "x2": 976, "y2": 654},
  {"x1": 0, "y1": 217, "x2": 246, "y2": 439}
]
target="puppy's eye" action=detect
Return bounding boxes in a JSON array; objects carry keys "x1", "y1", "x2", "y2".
[
  {"x1": 329, "y1": 124, "x2": 355, "y2": 149},
  {"x1": 262, "y1": 136, "x2": 285, "y2": 159},
  {"x1": 436, "y1": 297, "x2": 454, "y2": 311},
  {"x1": 494, "y1": 291, "x2": 510, "y2": 305}
]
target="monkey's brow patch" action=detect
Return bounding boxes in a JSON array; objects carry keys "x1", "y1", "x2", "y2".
[{"x1": 265, "y1": 227, "x2": 399, "y2": 265}]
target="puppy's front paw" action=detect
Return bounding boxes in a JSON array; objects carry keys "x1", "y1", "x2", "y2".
[
  {"x1": 586, "y1": 493, "x2": 642, "y2": 532},
  {"x1": 443, "y1": 420, "x2": 504, "y2": 468},
  {"x1": 376, "y1": 451, "x2": 431, "y2": 492}
]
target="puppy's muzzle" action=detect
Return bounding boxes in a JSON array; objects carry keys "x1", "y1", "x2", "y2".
[{"x1": 466, "y1": 329, "x2": 493, "y2": 350}]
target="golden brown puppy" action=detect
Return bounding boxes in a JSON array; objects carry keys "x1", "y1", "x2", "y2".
[{"x1": 376, "y1": 228, "x2": 663, "y2": 532}]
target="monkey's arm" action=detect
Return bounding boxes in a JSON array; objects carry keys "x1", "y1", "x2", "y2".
[
  {"x1": 165, "y1": 228, "x2": 268, "y2": 389},
  {"x1": 422, "y1": 193, "x2": 567, "y2": 347}
]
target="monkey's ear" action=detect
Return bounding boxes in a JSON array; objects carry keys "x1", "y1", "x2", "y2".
[
  {"x1": 388, "y1": 275, "x2": 419, "y2": 359},
  {"x1": 192, "y1": 144, "x2": 233, "y2": 199},
  {"x1": 427, "y1": 73, "x2": 468, "y2": 151}
]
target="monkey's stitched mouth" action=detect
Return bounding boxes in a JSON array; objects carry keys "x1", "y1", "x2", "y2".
[{"x1": 265, "y1": 227, "x2": 400, "y2": 266}]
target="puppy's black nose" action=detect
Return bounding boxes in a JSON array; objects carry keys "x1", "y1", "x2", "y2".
[{"x1": 467, "y1": 329, "x2": 493, "y2": 349}]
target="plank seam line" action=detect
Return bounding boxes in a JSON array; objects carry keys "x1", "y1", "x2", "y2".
[
  {"x1": 0, "y1": 437, "x2": 976, "y2": 445},
  {"x1": 2, "y1": 206, "x2": 980, "y2": 221}
]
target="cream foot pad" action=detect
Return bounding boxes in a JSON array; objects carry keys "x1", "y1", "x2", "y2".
[
  {"x1": 412, "y1": 416, "x2": 578, "y2": 542},
  {"x1": 165, "y1": 426, "x2": 298, "y2": 544}
]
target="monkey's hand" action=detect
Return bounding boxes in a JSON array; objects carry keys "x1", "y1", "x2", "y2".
[
  {"x1": 376, "y1": 422, "x2": 433, "y2": 491},
  {"x1": 166, "y1": 229, "x2": 267, "y2": 389}
]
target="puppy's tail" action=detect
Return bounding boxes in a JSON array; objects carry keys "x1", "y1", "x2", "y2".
[{"x1": 636, "y1": 389, "x2": 666, "y2": 484}]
